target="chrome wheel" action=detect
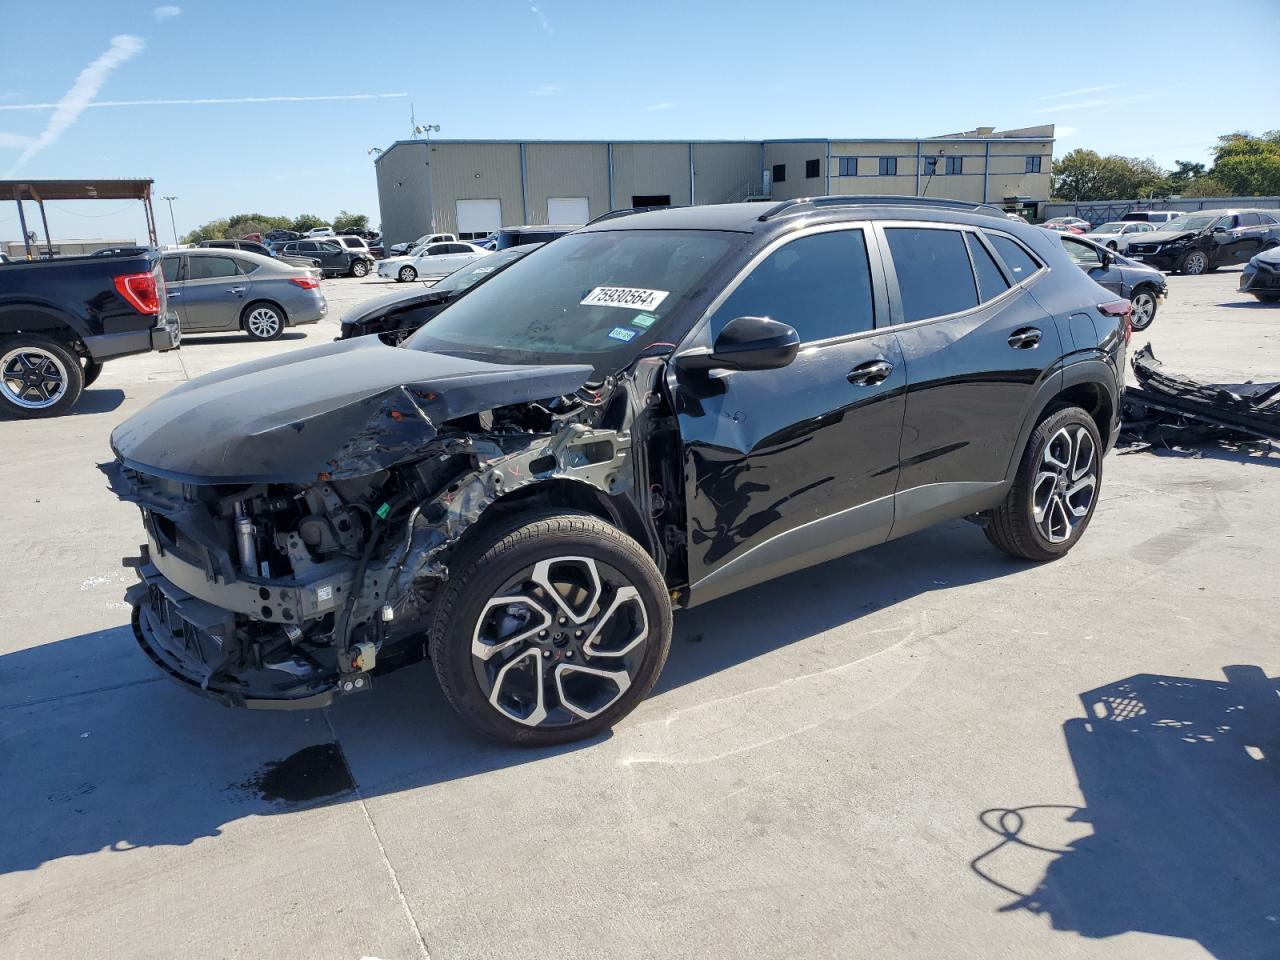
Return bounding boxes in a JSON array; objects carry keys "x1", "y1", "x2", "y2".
[
  {"x1": 1, "y1": 346, "x2": 68, "y2": 410},
  {"x1": 471, "y1": 555, "x2": 649, "y2": 728},
  {"x1": 246, "y1": 306, "x2": 282, "y2": 339},
  {"x1": 1183, "y1": 251, "x2": 1208, "y2": 275},
  {"x1": 398, "y1": 266, "x2": 417, "y2": 283},
  {"x1": 352, "y1": 260, "x2": 369, "y2": 277},
  {"x1": 1130, "y1": 290, "x2": 1157, "y2": 330},
  {"x1": 1032, "y1": 426, "x2": 1097, "y2": 544}
]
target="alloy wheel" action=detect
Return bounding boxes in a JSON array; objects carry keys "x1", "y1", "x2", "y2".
[
  {"x1": 1130, "y1": 291, "x2": 1156, "y2": 330},
  {"x1": 1032, "y1": 426, "x2": 1097, "y2": 544},
  {"x1": 398, "y1": 266, "x2": 416, "y2": 282},
  {"x1": 247, "y1": 307, "x2": 281, "y2": 338},
  {"x1": 471, "y1": 555, "x2": 649, "y2": 728},
  {"x1": 1184, "y1": 251, "x2": 1208, "y2": 275},
  {"x1": 1, "y1": 346, "x2": 68, "y2": 410}
]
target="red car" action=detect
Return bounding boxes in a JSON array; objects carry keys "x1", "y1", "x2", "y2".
[{"x1": 1043, "y1": 217, "x2": 1091, "y2": 235}]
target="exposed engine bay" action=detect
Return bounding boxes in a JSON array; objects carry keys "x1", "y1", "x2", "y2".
[{"x1": 101, "y1": 336, "x2": 683, "y2": 709}]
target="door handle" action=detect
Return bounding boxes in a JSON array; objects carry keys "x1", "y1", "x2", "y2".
[
  {"x1": 167, "y1": 291, "x2": 181, "y2": 297},
  {"x1": 229, "y1": 286, "x2": 247, "y2": 294},
  {"x1": 1008, "y1": 328, "x2": 1042, "y2": 349},
  {"x1": 847, "y1": 359, "x2": 893, "y2": 386}
]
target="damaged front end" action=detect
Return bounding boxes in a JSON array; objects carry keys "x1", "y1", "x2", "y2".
[{"x1": 103, "y1": 337, "x2": 674, "y2": 709}]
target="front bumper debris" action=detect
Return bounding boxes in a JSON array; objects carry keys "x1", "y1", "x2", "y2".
[{"x1": 1121, "y1": 344, "x2": 1280, "y2": 449}]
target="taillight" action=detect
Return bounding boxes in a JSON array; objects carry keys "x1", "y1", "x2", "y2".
[
  {"x1": 113, "y1": 271, "x2": 161, "y2": 315},
  {"x1": 1098, "y1": 299, "x2": 1133, "y2": 345},
  {"x1": 290, "y1": 276, "x2": 320, "y2": 289}
]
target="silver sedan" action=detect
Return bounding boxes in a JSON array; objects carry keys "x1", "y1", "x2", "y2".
[{"x1": 160, "y1": 249, "x2": 327, "y2": 341}]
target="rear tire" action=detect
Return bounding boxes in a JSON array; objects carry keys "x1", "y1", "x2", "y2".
[
  {"x1": 241, "y1": 302, "x2": 285, "y2": 341},
  {"x1": 428, "y1": 511, "x2": 672, "y2": 746},
  {"x1": 983, "y1": 406, "x2": 1103, "y2": 562},
  {"x1": 82, "y1": 359, "x2": 104, "y2": 387},
  {"x1": 0, "y1": 334, "x2": 84, "y2": 419}
]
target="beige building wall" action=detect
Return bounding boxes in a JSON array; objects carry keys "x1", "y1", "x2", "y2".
[
  {"x1": 525, "y1": 142, "x2": 610, "y2": 223},
  {"x1": 424, "y1": 142, "x2": 523, "y2": 236},
  {"x1": 375, "y1": 142, "x2": 434, "y2": 248},
  {"x1": 762, "y1": 141, "x2": 827, "y2": 200},
  {"x1": 611, "y1": 143, "x2": 692, "y2": 207},
  {"x1": 692, "y1": 142, "x2": 761, "y2": 205}
]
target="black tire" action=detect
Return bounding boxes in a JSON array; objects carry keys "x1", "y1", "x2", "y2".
[
  {"x1": 428, "y1": 511, "x2": 672, "y2": 746},
  {"x1": 983, "y1": 406, "x2": 1103, "y2": 562},
  {"x1": 397, "y1": 265, "x2": 417, "y2": 283},
  {"x1": 241, "y1": 301, "x2": 285, "y2": 341},
  {"x1": 1255, "y1": 293, "x2": 1280, "y2": 304},
  {"x1": 82, "y1": 359, "x2": 104, "y2": 387},
  {"x1": 0, "y1": 333, "x2": 84, "y2": 419},
  {"x1": 1179, "y1": 249, "x2": 1210, "y2": 275},
  {"x1": 350, "y1": 259, "x2": 370, "y2": 278},
  {"x1": 1129, "y1": 286, "x2": 1158, "y2": 331}
]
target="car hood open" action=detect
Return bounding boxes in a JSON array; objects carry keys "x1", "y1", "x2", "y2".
[{"x1": 109, "y1": 337, "x2": 592, "y2": 484}]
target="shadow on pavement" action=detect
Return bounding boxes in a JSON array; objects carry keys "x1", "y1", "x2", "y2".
[
  {"x1": 179, "y1": 331, "x2": 309, "y2": 345},
  {"x1": 1, "y1": 520, "x2": 1023, "y2": 876},
  {"x1": 971, "y1": 664, "x2": 1280, "y2": 960}
]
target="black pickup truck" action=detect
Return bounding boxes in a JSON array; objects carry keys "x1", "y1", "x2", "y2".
[{"x1": 0, "y1": 249, "x2": 180, "y2": 418}]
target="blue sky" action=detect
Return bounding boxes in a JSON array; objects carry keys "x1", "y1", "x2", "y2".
[{"x1": 2, "y1": 0, "x2": 1277, "y2": 244}]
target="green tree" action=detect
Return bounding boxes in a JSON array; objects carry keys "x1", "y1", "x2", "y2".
[
  {"x1": 1051, "y1": 149, "x2": 1169, "y2": 201},
  {"x1": 1168, "y1": 160, "x2": 1206, "y2": 189},
  {"x1": 291, "y1": 213, "x2": 329, "y2": 233},
  {"x1": 181, "y1": 218, "x2": 229, "y2": 243},
  {"x1": 1208, "y1": 131, "x2": 1280, "y2": 196},
  {"x1": 332, "y1": 210, "x2": 369, "y2": 234}
]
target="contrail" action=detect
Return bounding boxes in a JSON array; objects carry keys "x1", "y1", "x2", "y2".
[
  {"x1": 0, "y1": 92, "x2": 409, "y2": 111},
  {"x1": 7, "y1": 34, "x2": 145, "y2": 173}
]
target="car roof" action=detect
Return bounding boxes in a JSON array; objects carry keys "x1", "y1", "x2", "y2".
[{"x1": 501, "y1": 224, "x2": 580, "y2": 232}]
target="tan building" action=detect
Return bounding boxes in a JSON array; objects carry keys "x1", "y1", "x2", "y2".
[{"x1": 374, "y1": 126, "x2": 1053, "y2": 247}]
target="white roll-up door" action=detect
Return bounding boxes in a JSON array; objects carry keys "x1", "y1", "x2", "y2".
[
  {"x1": 456, "y1": 199, "x2": 501, "y2": 238},
  {"x1": 547, "y1": 197, "x2": 589, "y2": 225}
]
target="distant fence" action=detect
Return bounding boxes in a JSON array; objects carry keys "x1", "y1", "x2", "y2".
[{"x1": 1043, "y1": 196, "x2": 1280, "y2": 226}]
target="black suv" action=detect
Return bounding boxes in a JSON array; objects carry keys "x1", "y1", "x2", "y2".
[
  {"x1": 105, "y1": 198, "x2": 1128, "y2": 745},
  {"x1": 1126, "y1": 208, "x2": 1280, "y2": 275},
  {"x1": 277, "y1": 238, "x2": 373, "y2": 277}
]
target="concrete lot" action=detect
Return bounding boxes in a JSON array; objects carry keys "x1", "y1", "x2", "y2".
[{"x1": 1, "y1": 270, "x2": 1277, "y2": 960}]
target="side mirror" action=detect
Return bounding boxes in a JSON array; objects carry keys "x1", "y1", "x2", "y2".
[
  {"x1": 678, "y1": 316, "x2": 800, "y2": 372},
  {"x1": 1100, "y1": 250, "x2": 1115, "y2": 268},
  {"x1": 1212, "y1": 225, "x2": 1229, "y2": 234}
]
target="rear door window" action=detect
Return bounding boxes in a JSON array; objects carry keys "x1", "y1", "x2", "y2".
[
  {"x1": 709, "y1": 229, "x2": 876, "y2": 343},
  {"x1": 160, "y1": 256, "x2": 181, "y2": 283},
  {"x1": 986, "y1": 233, "x2": 1042, "y2": 282},
  {"x1": 885, "y1": 227, "x2": 978, "y2": 322},
  {"x1": 188, "y1": 256, "x2": 240, "y2": 280},
  {"x1": 965, "y1": 234, "x2": 1010, "y2": 302}
]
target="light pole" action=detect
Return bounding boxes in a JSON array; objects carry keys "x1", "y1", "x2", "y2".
[{"x1": 161, "y1": 195, "x2": 179, "y2": 245}]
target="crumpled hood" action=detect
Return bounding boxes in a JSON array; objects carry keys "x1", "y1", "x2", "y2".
[
  {"x1": 109, "y1": 337, "x2": 591, "y2": 484},
  {"x1": 1132, "y1": 229, "x2": 1198, "y2": 245},
  {"x1": 340, "y1": 288, "x2": 449, "y2": 327}
]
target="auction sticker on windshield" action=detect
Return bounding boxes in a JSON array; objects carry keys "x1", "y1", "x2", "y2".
[{"x1": 581, "y1": 286, "x2": 669, "y2": 311}]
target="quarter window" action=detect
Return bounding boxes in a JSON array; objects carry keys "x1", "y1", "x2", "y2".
[
  {"x1": 709, "y1": 229, "x2": 875, "y2": 343},
  {"x1": 885, "y1": 227, "x2": 978, "y2": 322},
  {"x1": 965, "y1": 234, "x2": 1010, "y2": 302},
  {"x1": 1025, "y1": 156, "x2": 1042, "y2": 173},
  {"x1": 878, "y1": 157, "x2": 897, "y2": 176},
  {"x1": 805, "y1": 158, "x2": 820, "y2": 179},
  {"x1": 986, "y1": 233, "x2": 1041, "y2": 282},
  {"x1": 772, "y1": 163, "x2": 786, "y2": 184},
  {"x1": 187, "y1": 256, "x2": 240, "y2": 280}
]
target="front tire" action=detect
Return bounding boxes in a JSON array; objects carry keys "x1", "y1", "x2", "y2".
[
  {"x1": 242, "y1": 302, "x2": 285, "y2": 341},
  {"x1": 428, "y1": 511, "x2": 673, "y2": 746},
  {"x1": 0, "y1": 335, "x2": 84, "y2": 419},
  {"x1": 398, "y1": 265, "x2": 417, "y2": 283},
  {"x1": 350, "y1": 259, "x2": 370, "y2": 278},
  {"x1": 1255, "y1": 293, "x2": 1280, "y2": 304},
  {"x1": 1129, "y1": 287, "x2": 1158, "y2": 331},
  {"x1": 1180, "y1": 250, "x2": 1210, "y2": 275},
  {"x1": 983, "y1": 406, "x2": 1103, "y2": 562}
]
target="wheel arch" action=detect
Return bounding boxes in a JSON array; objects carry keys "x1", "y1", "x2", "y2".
[
  {"x1": 1004, "y1": 362, "x2": 1118, "y2": 483},
  {"x1": 0, "y1": 304, "x2": 85, "y2": 352},
  {"x1": 240, "y1": 298, "x2": 289, "y2": 327}
]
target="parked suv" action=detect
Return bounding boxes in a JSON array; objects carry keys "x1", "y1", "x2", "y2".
[
  {"x1": 105, "y1": 198, "x2": 1127, "y2": 745},
  {"x1": 1125, "y1": 209, "x2": 1280, "y2": 274},
  {"x1": 278, "y1": 239, "x2": 373, "y2": 277}
]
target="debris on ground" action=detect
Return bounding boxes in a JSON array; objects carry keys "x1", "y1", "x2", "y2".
[{"x1": 1120, "y1": 345, "x2": 1280, "y2": 453}]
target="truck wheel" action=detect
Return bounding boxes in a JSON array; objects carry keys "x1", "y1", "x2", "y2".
[
  {"x1": 1129, "y1": 287, "x2": 1158, "y2": 331},
  {"x1": 429, "y1": 511, "x2": 672, "y2": 746},
  {"x1": 350, "y1": 259, "x2": 370, "y2": 278},
  {"x1": 983, "y1": 406, "x2": 1103, "y2": 562},
  {"x1": 1180, "y1": 250, "x2": 1209, "y2": 275},
  {"x1": 397, "y1": 265, "x2": 417, "y2": 283},
  {"x1": 83, "y1": 359, "x2": 104, "y2": 387},
  {"x1": 0, "y1": 334, "x2": 85, "y2": 419},
  {"x1": 1255, "y1": 294, "x2": 1280, "y2": 304},
  {"x1": 242, "y1": 302, "x2": 285, "y2": 341}
]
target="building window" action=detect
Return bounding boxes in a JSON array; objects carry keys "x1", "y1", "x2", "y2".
[
  {"x1": 878, "y1": 157, "x2": 897, "y2": 176},
  {"x1": 945, "y1": 156, "x2": 964, "y2": 175},
  {"x1": 772, "y1": 163, "x2": 786, "y2": 184},
  {"x1": 923, "y1": 157, "x2": 938, "y2": 176},
  {"x1": 838, "y1": 157, "x2": 857, "y2": 177},
  {"x1": 806, "y1": 158, "x2": 820, "y2": 179},
  {"x1": 1025, "y1": 155, "x2": 1042, "y2": 174}
]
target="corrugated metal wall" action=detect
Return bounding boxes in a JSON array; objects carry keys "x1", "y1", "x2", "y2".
[
  {"x1": 426, "y1": 142, "x2": 523, "y2": 235},
  {"x1": 526, "y1": 143, "x2": 610, "y2": 223},
  {"x1": 761, "y1": 142, "x2": 827, "y2": 200},
  {"x1": 692, "y1": 142, "x2": 761, "y2": 205},
  {"x1": 375, "y1": 142, "x2": 433, "y2": 248},
  {"x1": 611, "y1": 143, "x2": 692, "y2": 207}
]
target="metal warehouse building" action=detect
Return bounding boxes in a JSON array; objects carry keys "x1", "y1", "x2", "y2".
[{"x1": 374, "y1": 125, "x2": 1054, "y2": 246}]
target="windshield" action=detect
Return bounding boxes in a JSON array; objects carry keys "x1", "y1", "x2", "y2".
[
  {"x1": 496, "y1": 229, "x2": 568, "y2": 250},
  {"x1": 1093, "y1": 222, "x2": 1125, "y2": 233},
  {"x1": 433, "y1": 247, "x2": 533, "y2": 293},
  {"x1": 1162, "y1": 215, "x2": 1217, "y2": 232},
  {"x1": 406, "y1": 230, "x2": 738, "y2": 368}
]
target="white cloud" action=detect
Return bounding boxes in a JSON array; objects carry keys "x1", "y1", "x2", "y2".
[
  {"x1": 0, "y1": 132, "x2": 35, "y2": 148},
  {"x1": 6, "y1": 34, "x2": 145, "y2": 175},
  {"x1": 1038, "y1": 83, "x2": 1123, "y2": 101},
  {"x1": 1038, "y1": 94, "x2": 1151, "y2": 114},
  {"x1": 0, "y1": 92, "x2": 407, "y2": 111},
  {"x1": 152, "y1": 5, "x2": 181, "y2": 20},
  {"x1": 529, "y1": 3, "x2": 552, "y2": 34},
  {"x1": 1054, "y1": 126, "x2": 1079, "y2": 139},
  {"x1": 529, "y1": 84, "x2": 560, "y2": 96},
  {"x1": 642, "y1": 101, "x2": 675, "y2": 112}
]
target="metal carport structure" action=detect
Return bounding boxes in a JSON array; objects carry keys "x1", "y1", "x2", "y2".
[{"x1": 3, "y1": 178, "x2": 157, "y2": 258}]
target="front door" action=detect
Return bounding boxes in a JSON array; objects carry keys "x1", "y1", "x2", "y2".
[
  {"x1": 182, "y1": 255, "x2": 249, "y2": 331},
  {"x1": 1061, "y1": 233, "x2": 1124, "y2": 295},
  {"x1": 674, "y1": 225, "x2": 906, "y2": 606}
]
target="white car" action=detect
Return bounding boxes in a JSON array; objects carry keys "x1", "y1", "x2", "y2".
[
  {"x1": 377, "y1": 241, "x2": 490, "y2": 282},
  {"x1": 1083, "y1": 221, "x2": 1156, "y2": 253},
  {"x1": 388, "y1": 232, "x2": 457, "y2": 257},
  {"x1": 305, "y1": 227, "x2": 334, "y2": 238}
]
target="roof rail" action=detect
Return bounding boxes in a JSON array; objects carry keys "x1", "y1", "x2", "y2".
[{"x1": 756, "y1": 195, "x2": 1008, "y2": 222}]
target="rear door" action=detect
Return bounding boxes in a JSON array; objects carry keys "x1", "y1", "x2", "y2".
[
  {"x1": 182, "y1": 255, "x2": 248, "y2": 331},
  {"x1": 160, "y1": 254, "x2": 186, "y2": 325},
  {"x1": 1229, "y1": 213, "x2": 1267, "y2": 263},
  {"x1": 676, "y1": 224, "x2": 907, "y2": 605},
  {"x1": 879, "y1": 222, "x2": 1060, "y2": 536}
]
